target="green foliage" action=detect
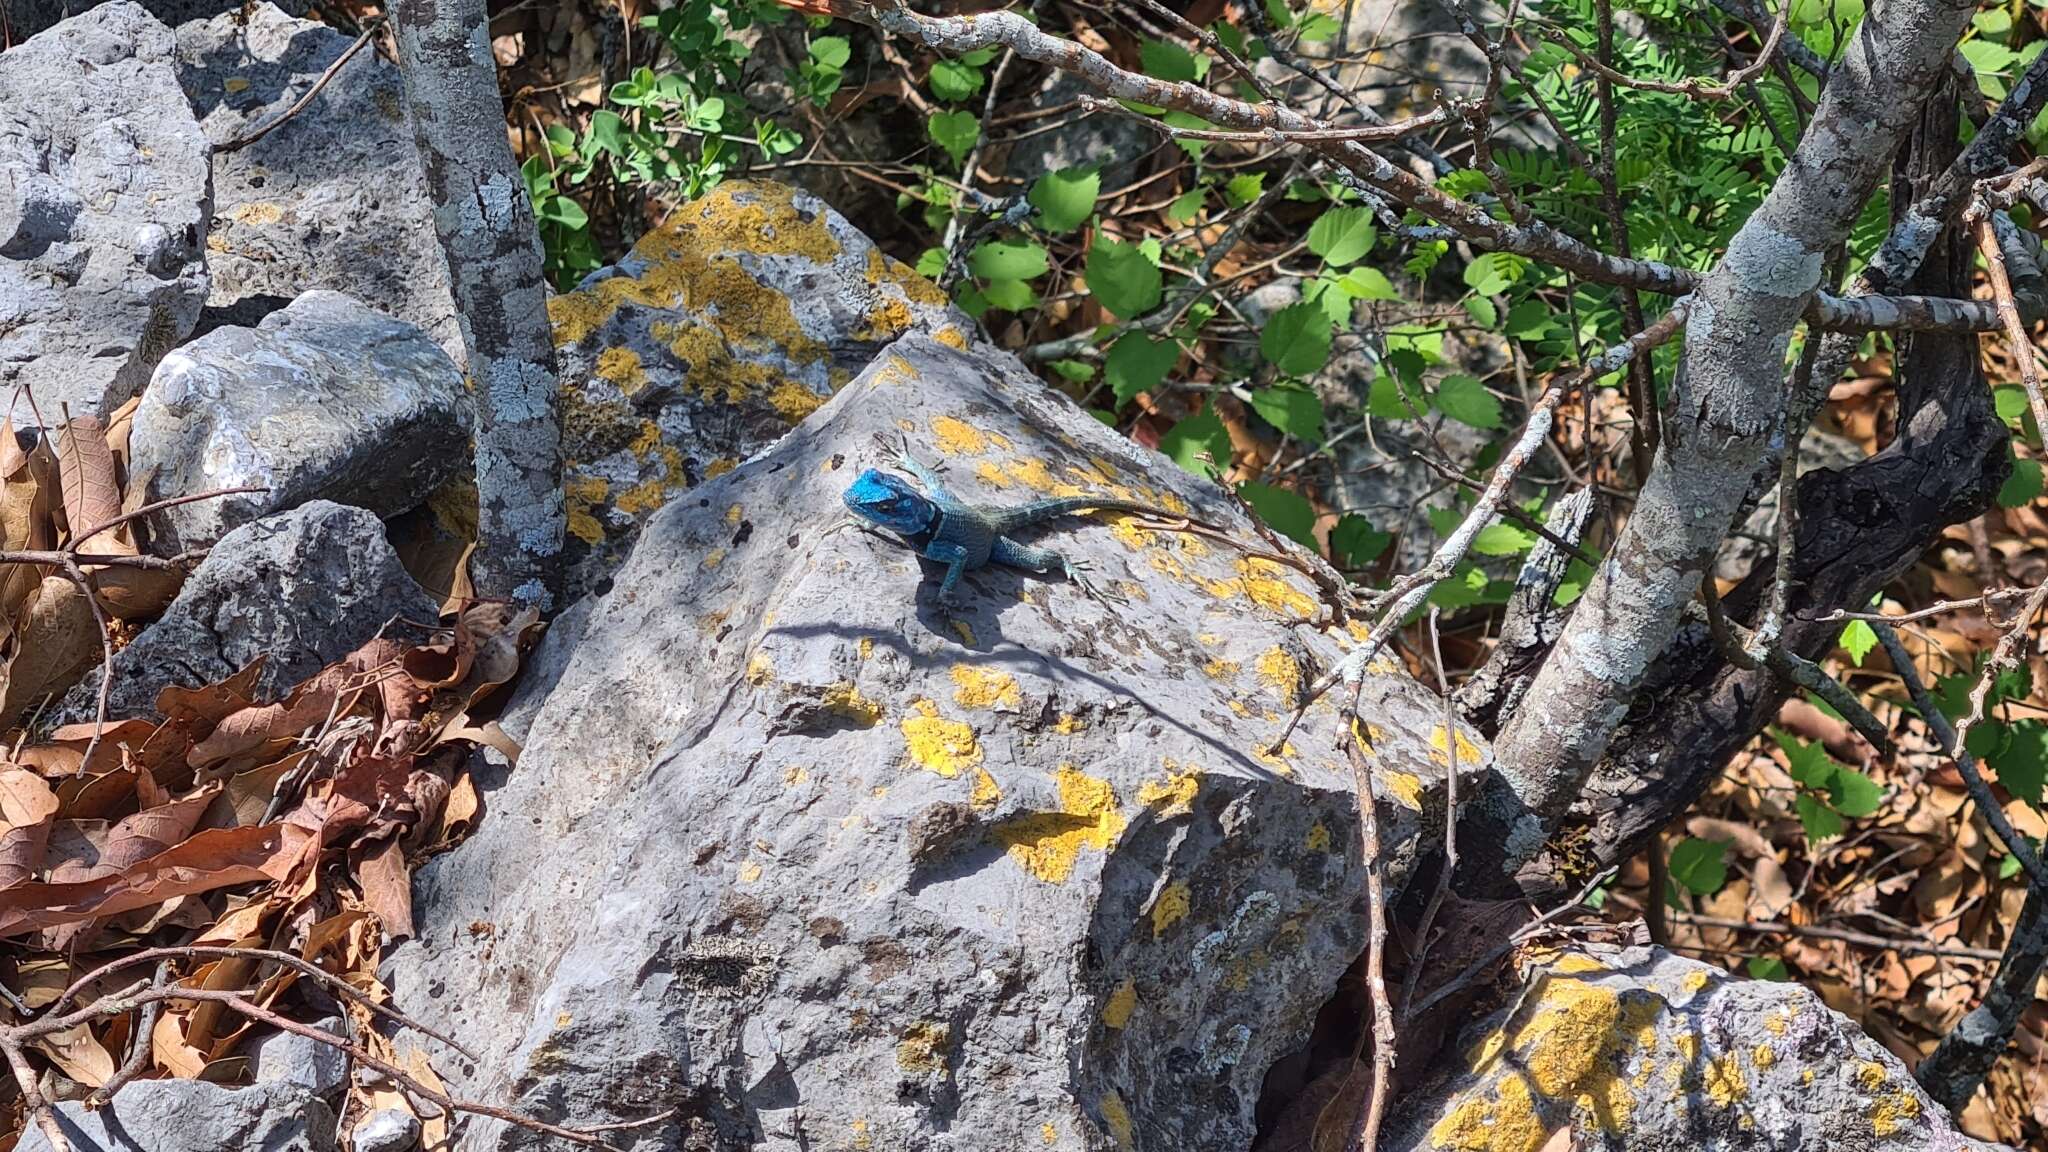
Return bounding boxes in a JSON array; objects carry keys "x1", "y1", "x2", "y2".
[
  {"x1": 1029, "y1": 168, "x2": 1100, "y2": 233},
  {"x1": 1667, "y1": 837, "x2": 1729, "y2": 896},
  {"x1": 1434, "y1": 375, "x2": 1503, "y2": 430},
  {"x1": 1160, "y1": 407, "x2": 1230, "y2": 477},
  {"x1": 1261, "y1": 302, "x2": 1335, "y2": 376},
  {"x1": 1085, "y1": 239, "x2": 1164, "y2": 318},
  {"x1": 1248, "y1": 383, "x2": 1325, "y2": 445},
  {"x1": 1837, "y1": 619, "x2": 1879, "y2": 667},
  {"x1": 1330, "y1": 514, "x2": 1391, "y2": 568},
  {"x1": 1104, "y1": 334, "x2": 1179, "y2": 406},
  {"x1": 927, "y1": 110, "x2": 981, "y2": 164},
  {"x1": 1774, "y1": 730, "x2": 1885, "y2": 842},
  {"x1": 1236, "y1": 482, "x2": 1317, "y2": 547}
]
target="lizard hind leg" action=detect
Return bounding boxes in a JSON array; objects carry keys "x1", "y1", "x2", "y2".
[{"x1": 991, "y1": 537, "x2": 1125, "y2": 605}]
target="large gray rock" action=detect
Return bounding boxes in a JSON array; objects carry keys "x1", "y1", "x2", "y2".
[
  {"x1": 385, "y1": 334, "x2": 1476, "y2": 1149},
  {"x1": 546, "y1": 178, "x2": 964, "y2": 600},
  {"x1": 174, "y1": 2, "x2": 457, "y2": 358},
  {"x1": 1, "y1": 0, "x2": 305, "y2": 41},
  {"x1": 52, "y1": 501, "x2": 436, "y2": 723},
  {"x1": 14, "y1": 1077, "x2": 335, "y2": 1152},
  {"x1": 0, "y1": 1, "x2": 211, "y2": 426},
  {"x1": 129, "y1": 290, "x2": 469, "y2": 550},
  {"x1": 1384, "y1": 942, "x2": 2007, "y2": 1152},
  {"x1": 252, "y1": 1014, "x2": 349, "y2": 1099}
]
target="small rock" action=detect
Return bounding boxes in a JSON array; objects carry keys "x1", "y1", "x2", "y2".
[
  {"x1": 128, "y1": 290, "x2": 469, "y2": 551},
  {"x1": 252, "y1": 1015, "x2": 348, "y2": 1099},
  {"x1": 1003, "y1": 71, "x2": 1154, "y2": 189},
  {"x1": 14, "y1": 1078, "x2": 335, "y2": 1152},
  {"x1": 174, "y1": 2, "x2": 457, "y2": 358},
  {"x1": 0, "y1": 0, "x2": 306, "y2": 40},
  {"x1": 51, "y1": 501, "x2": 437, "y2": 724},
  {"x1": 0, "y1": 1, "x2": 210, "y2": 426},
  {"x1": 349, "y1": 1107, "x2": 420, "y2": 1152}
]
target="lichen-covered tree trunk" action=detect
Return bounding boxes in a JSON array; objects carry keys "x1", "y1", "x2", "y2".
[
  {"x1": 390, "y1": 0, "x2": 564, "y2": 609},
  {"x1": 1490, "y1": 0, "x2": 1981, "y2": 861}
]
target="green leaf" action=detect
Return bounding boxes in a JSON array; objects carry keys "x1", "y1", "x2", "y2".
[
  {"x1": 1260, "y1": 302, "x2": 1334, "y2": 377},
  {"x1": 1472, "y1": 522, "x2": 1535, "y2": 557},
  {"x1": 1999, "y1": 456, "x2": 2043, "y2": 508},
  {"x1": 1224, "y1": 172, "x2": 1265, "y2": 208},
  {"x1": 1746, "y1": 955, "x2": 1790, "y2": 981},
  {"x1": 926, "y1": 109, "x2": 981, "y2": 164},
  {"x1": 1990, "y1": 719, "x2": 2048, "y2": 807},
  {"x1": 1995, "y1": 386, "x2": 2031, "y2": 423},
  {"x1": 1048, "y1": 358, "x2": 1096, "y2": 384},
  {"x1": 1667, "y1": 837, "x2": 1729, "y2": 896},
  {"x1": 1237, "y1": 482, "x2": 1317, "y2": 548},
  {"x1": 1140, "y1": 38, "x2": 1201, "y2": 82},
  {"x1": 1334, "y1": 267, "x2": 1398, "y2": 302},
  {"x1": 1307, "y1": 206, "x2": 1377, "y2": 267},
  {"x1": 1465, "y1": 296, "x2": 1498, "y2": 328},
  {"x1": 809, "y1": 35, "x2": 851, "y2": 67},
  {"x1": 1029, "y1": 167, "x2": 1100, "y2": 234},
  {"x1": 2000, "y1": 852, "x2": 2024, "y2": 880},
  {"x1": 1330, "y1": 514, "x2": 1390, "y2": 567},
  {"x1": 1435, "y1": 374, "x2": 1503, "y2": 429},
  {"x1": 1085, "y1": 239, "x2": 1163, "y2": 319},
  {"x1": 1827, "y1": 766, "x2": 1885, "y2": 818},
  {"x1": 1771, "y1": 729, "x2": 1836, "y2": 788},
  {"x1": 1462, "y1": 251, "x2": 1526, "y2": 297},
  {"x1": 980, "y1": 278, "x2": 1037, "y2": 311},
  {"x1": 1104, "y1": 333, "x2": 1180, "y2": 407},
  {"x1": 1249, "y1": 383, "x2": 1326, "y2": 445},
  {"x1": 1368, "y1": 371, "x2": 1417, "y2": 420},
  {"x1": 968, "y1": 239, "x2": 1049, "y2": 281},
  {"x1": 1838, "y1": 619, "x2": 1879, "y2": 667},
  {"x1": 929, "y1": 58, "x2": 985, "y2": 102},
  {"x1": 1165, "y1": 185, "x2": 1206, "y2": 225},
  {"x1": 538, "y1": 194, "x2": 588, "y2": 229},
  {"x1": 587, "y1": 109, "x2": 629, "y2": 156},
  {"x1": 1506, "y1": 300, "x2": 1555, "y2": 338},
  {"x1": 1160, "y1": 406, "x2": 1230, "y2": 477},
  {"x1": 915, "y1": 248, "x2": 948, "y2": 278},
  {"x1": 1796, "y1": 792, "x2": 1846, "y2": 842}
]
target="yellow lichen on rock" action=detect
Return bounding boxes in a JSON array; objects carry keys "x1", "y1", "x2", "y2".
[
  {"x1": 1304, "y1": 823, "x2": 1331, "y2": 852},
  {"x1": 1234, "y1": 557, "x2": 1320, "y2": 619},
  {"x1": 951, "y1": 665, "x2": 1022, "y2": 710},
  {"x1": 900, "y1": 699, "x2": 980, "y2": 777},
  {"x1": 564, "y1": 474, "x2": 609, "y2": 544},
  {"x1": 1101, "y1": 980, "x2": 1139, "y2": 1029},
  {"x1": 1151, "y1": 880, "x2": 1191, "y2": 935},
  {"x1": 823, "y1": 682, "x2": 884, "y2": 727},
  {"x1": 595, "y1": 346, "x2": 649, "y2": 394},
  {"x1": 1255, "y1": 646, "x2": 1302, "y2": 708},
  {"x1": 1098, "y1": 1091, "x2": 1135, "y2": 1148},
  {"x1": 970, "y1": 767, "x2": 1002, "y2": 811},
  {"x1": 1702, "y1": 1055, "x2": 1747, "y2": 1107},
  {"x1": 1378, "y1": 770, "x2": 1424, "y2": 811},
  {"x1": 1429, "y1": 724, "x2": 1486, "y2": 767},
  {"x1": 993, "y1": 765, "x2": 1126, "y2": 883},
  {"x1": 1430, "y1": 1074, "x2": 1547, "y2": 1152},
  {"x1": 1137, "y1": 764, "x2": 1201, "y2": 816},
  {"x1": 896, "y1": 1021, "x2": 950, "y2": 1073},
  {"x1": 931, "y1": 415, "x2": 987, "y2": 456}
]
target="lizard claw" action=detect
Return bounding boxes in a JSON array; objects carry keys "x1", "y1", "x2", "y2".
[
  {"x1": 1063, "y1": 559, "x2": 1127, "y2": 606},
  {"x1": 872, "y1": 431, "x2": 938, "y2": 475}
]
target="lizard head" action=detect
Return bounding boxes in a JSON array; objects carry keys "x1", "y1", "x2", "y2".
[{"x1": 844, "y1": 470, "x2": 937, "y2": 536}]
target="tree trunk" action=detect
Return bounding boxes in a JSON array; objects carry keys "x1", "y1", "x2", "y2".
[{"x1": 391, "y1": 0, "x2": 565, "y2": 610}]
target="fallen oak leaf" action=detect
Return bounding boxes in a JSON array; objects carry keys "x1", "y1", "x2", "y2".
[
  {"x1": 53, "y1": 414, "x2": 121, "y2": 554},
  {"x1": 155, "y1": 657, "x2": 268, "y2": 730},
  {"x1": 0, "y1": 574, "x2": 103, "y2": 723},
  {"x1": 0, "y1": 822, "x2": 314, "y2": 938},
  {"x1": 189, "y1": 662, "x2": 355, "y2": 769},
  {"x1": 0, "y1": 767, "x2": 60, "y2": 888}
]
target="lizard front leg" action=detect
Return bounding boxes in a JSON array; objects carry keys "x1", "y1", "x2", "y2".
[
  {"x1": 926, "y1": 540, "x2": 973, "y2": 604},
  {"x1": 876, "y1": 433, "x2": 952, "y2": 498}
]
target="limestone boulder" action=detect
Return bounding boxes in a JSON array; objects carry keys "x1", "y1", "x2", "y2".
[
  {"x1": 0, "y1": 1, "x2": 210, "y2": 426},
  {"x1": 385, "y1": 333, "x2": 1474, "y2": 1149}
]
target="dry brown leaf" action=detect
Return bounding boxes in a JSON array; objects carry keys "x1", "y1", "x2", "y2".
[
  {"x1": 152, "y1": 999, "x2": 209, "y2": 1079},
  {"x1": 354, "y1": 836, "x2": 412, "y2": 941},
  {"x1": 30, "y1": 1021, "x2": 115, "y2": 1088},
  {"x1": 189, "y1": 664, "x2": 352, "y2": 768},
  {"x1": 0, "y1": 768, "x2": 60, "y2": 889},
  {"x1": 53, "y1": 414, "x2": 121, "y2": 553},
  {"x1": 156, "y1": 658, "x2": 268, "y2": 728},
  {"x1": 98, "y1": 786, "x2": 220, "y2": 874},
  {"x1": 0, "y1": 822, "x2": 313, "y2": 939},
  {"x1": 0, "y1": 575, "x2": 103, "y2": 723}
]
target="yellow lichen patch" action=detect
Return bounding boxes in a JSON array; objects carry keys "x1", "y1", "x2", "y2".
[
  {"x1": 935, "y1": 326, "x2": 970, "y2": 349},
  {"x1": 993, "y1": 765, "x2": 1126, "y2": 883},
  {"x1": 616, "y1": 476, "x2": 669, "y2": 518},
  {"x1": 564, "y1": 474, "x2": 609, "y2": 544},
  {"x1": 595, "y1": 346, "x2": 650, "y2": 394},
  {"x1": 1703, "y1": 1056, "x2": 1746, "y2": 1106},
  {"x1": 1201, "y1": 656, "x2": 1241, "y2": 679},
  {"x1": 975, "y1": 461, "x2": 1013, "y2": 489},
  {"x1": 1430, "y1": 1072, "x2": 1546, "y2": 1152},
  {"x1": 970, "y1": 767, "x2": 1002, "y2": 812},
  {"x1": 1256, "y1": 646, "x2": 1303, "y2": 708},
  {"x1": 851, "y1": 1118, "x2": 872, "y2": 1151},
  {"x1": 784, "y1": 765, "x2": 811, "y2": 787},
  {"x1": 931, "y1": 415, "x2": 987, "y2": 456},
  {"x1": 1108, "y1": 515, "x2": 1156, "y2": 551},
  {"x1": 901, "y1": 699, "x2": 981, "y2": 777},
  {"x1": 1764, "y1": 1009, "x2": 1789, "y2": 1036},
  {"x1": 1752, "y1": 1044, "x2": 1776, "y2": 1069},
  {"x1": 1151, "y1": 880, "x2": 1191, "y2": 936},
  {"x1": 1445, "y1": 975, "x2": 1666, "y2": 1149},
  {"x1": 745, "y1": 653, "x2": 774, "y2": 685},
  {"x1": 1101, "y1": 980, "x2": 1138, "y2": 1029},
  {"x1": 823, "y1": 682, "x2": 884, "y2": 727},
  {"x1": 951, "y1": 665, "x2": 1022, "y2": 710},
  {"x1": 1674, "y1": 1034, "x2": 1700, "y2": 1063},
  {"x1": 950, "y1": 620, "x2": 977, "y2": 646},
  {"x1": 1429, "y1": 724, "x2": 1486, "y2": 768},
  {"x1": 1870, "y1": 1089, "x2": 1922, "y2": 1137},
  {"x1": 703, "y1": 456, "x2": 738, "y2": 480},
  {"x1": 700, "y1": 547, "x2": 727, "y2": 570},
  {"x1": 1553, "y1": 954, "x2": 1606, "y2": 975},
  {"x1": 1304, "y1": 823, "x2": 1331, "y2": 852},
  {"x1": 1098, "y1": 1091, "x2": 1134, "y2": 1148},
  {"x1": 738, "y1": 861, "x2": 763, "y2": 884},
  {"x1": 871, "y1": 355, "x2": 921, "y2": 388},
  {"x1": 1856, "y1": 1062, "x2": 1889, "y2": 1092},
  {"x1": 1053, "y1": 712, "x2": 1085, "y2": 734},
  {"x1": 1238, "y1": 558, "x2": 1320, "y2": 619},
  {"x1": 768, "y1": 378, "x2": 827, "y2": 424},
  {"x1": 896, "y1": 1021, "x2": 950, "y2": 1073},
  {"x1": 1379, "y1": 771, "x2": 1424, "y2": 811},
  {"x1": 725, "y1": 503, "x2": 745, "y2": 525},
  {"x1": 1137, "y1": 765, "x2": 1201, "y2": 816},
  {"x1": 1680, "y1": 970, "x2": 1711, "y2": 996},
  {"x1": 858, "y1": 636, "x2": 875, "y2": 661},
  {"x1": 1000, "y1": 457, "x2": 1086, "y2": 498},
  {"x1": 1255, "y1": 741, "x2": 1296, "y2": 777}
]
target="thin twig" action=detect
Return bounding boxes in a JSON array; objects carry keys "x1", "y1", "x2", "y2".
[
  {"x1": 1539, "y1": 0, "x2": 1788, "y2": 101},
  {"x1": 217, "y1": 19, "x2": 385, "y2": 153},
  {"x1": 1669, "y1": 912, "x2": 2005, "y2": 960},
  {"x1": 1804, "y1": 587, "x2": 2035, "y2": 625},
  {"x1": 1344, "y1": 736, "x2": 1395, "y2": 1152},
  {"x1": 87, "y1": 960, "x2": 169, "y2": 1106}
]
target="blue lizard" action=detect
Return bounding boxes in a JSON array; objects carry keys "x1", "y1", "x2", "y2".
[{"x1": 843, "y1": 437, "x2": 1205, "y2": 605}]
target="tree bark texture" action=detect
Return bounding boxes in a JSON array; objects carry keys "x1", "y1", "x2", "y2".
[
  {"x1": 391, "y1": 0, "x2": 565, "y2": 609},
  {"x1": 1490, "y1": 0, "x2": 1983, "y2": 869}
]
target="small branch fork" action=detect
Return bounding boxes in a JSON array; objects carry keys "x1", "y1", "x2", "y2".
[
  {"x1": 6, "y1": 946, "x2": 670, "y2": 1151},
  {"x1": 1537, "y1": 0, "x2": 1789, "y2": 102},
  {"x1": 1267, "y1": 302, "x2": 1692, "y2": 754}
]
